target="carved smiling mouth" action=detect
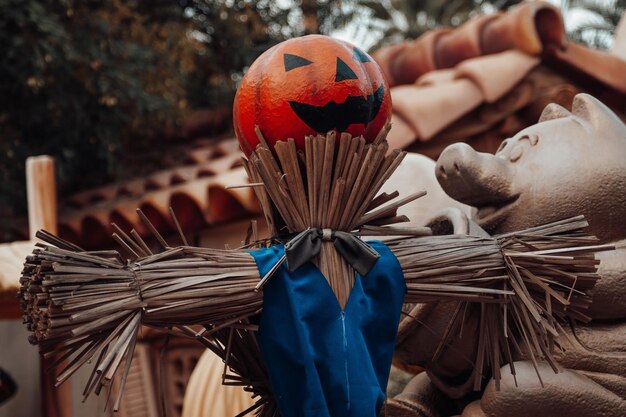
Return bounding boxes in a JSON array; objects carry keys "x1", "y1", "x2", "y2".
[
  {"x1": 475, "y1": 194, "x2": 520, "y2": 229},
  {"x1": 288, "y1": 84, "x2": 384, "y2": 133}
]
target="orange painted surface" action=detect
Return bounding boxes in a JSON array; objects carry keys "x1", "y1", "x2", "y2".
[{"x1": 234, "y1": 35, "x2": 391, "y2": 154}]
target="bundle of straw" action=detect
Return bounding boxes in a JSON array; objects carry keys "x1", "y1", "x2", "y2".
[
  {"x1": 386, "y1": 215, "x2": 608, "y2": 389},
  {"x1": 18, "y1": 132, "x2": 609, "y2": 415},
  {"x1": 20, "y1": 226, "x2": 274, "y2": 414}
]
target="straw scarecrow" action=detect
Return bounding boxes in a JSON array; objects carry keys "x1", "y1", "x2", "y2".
[{"x1": 19, "y1": 36, "x2": 608, "y2": 417}]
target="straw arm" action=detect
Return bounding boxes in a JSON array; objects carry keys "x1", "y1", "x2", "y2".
[
  {"x1": 386, "y1": 216, "x2": 605, "y2": 390},
  {"x1": 18, "y1": 240, "x2": 266, "y2": 410}
]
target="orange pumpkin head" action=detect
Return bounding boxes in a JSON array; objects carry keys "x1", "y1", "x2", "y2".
[{"x1": 233, "y1": 35, "x2": 392, "y2": 155}]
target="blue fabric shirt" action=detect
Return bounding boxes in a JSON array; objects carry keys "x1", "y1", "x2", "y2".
[{"x1": 250, "y1": 241, "x2": 406, "y2": 417}]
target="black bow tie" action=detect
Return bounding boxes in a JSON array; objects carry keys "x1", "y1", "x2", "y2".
[{"x1": 284, "y1": 228, "x2": 381, "y2": 276}]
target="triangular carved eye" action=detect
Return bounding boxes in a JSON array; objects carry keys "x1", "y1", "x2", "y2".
[
  {"x1": 284, "y1": 54, "x2": 313, "y2": 71},
  {"x1": 353, "y1": 47, "x2": 371, "y2": 63},
  {"x1": 335, "y1": 58, "x2": 358, "y2": 82}
]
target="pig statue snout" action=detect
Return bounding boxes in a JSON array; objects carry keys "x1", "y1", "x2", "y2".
[{"x1": 435, "y1": 143, "x2": 515, "y2": 207}]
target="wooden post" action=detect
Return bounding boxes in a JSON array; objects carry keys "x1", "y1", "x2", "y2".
[
  {"x1": 26, "y1": 156, "x2": 71, "y2": 417},
  {"x1": 26, "y1": 156, "x2": 57, "y2": 238}
]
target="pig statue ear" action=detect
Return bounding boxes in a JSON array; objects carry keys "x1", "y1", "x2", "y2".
[
  {"x1": 571, "y1": 93, "x2": 626, "y2": 134},
  {"x1": 538, "y1": 103, "x2": 570, "y2": 123}
]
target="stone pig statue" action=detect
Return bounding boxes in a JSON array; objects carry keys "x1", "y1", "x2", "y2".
[
  {"x1": 388, "y1": 94, "x2": 626, "y2": 417},
  {"x1": 436, "y1": 93, "x2": 626, "y2": 320}
]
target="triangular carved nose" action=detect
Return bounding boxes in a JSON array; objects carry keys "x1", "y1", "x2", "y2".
[{"x1": 335, "y1": 58, "x2": 358, "y2": 82}]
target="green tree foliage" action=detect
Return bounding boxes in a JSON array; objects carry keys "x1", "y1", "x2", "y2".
[{"x1": 0, "y1": 0, "x2": 196, "y2": 239}]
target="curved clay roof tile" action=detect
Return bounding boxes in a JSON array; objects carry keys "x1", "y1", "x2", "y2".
[
  {"x1": 201, "y1": 153, "x2": 242, "y2": 174},
  {"x1": 139, "y1": 201, "x2": 172, "y2": 233},
  {"x1": 110, "y1": 209, "x2": 135, "y2": 234},
  {"x1": 454, "y1": 50, "x2": 539, "y2": 103},
  {"x1": 434, "y1": 14, "x2": 501, "y2": 69},
  {"x1": 391, "y1": 79, "x2": 483, "y2": 141},
  {"x1": 372, "y1": 41, "x2": 411, "y2": 87},
  {"x1": 188, "y1": 148, "x2": 214, "y2": 163},
  {"x1": 196, "y1": 168, "x2": 217, "y2": 178},
  {"x1": 80, "y1": 215, "x2": 110, "y2": 248},
  {"x1": 207, "y1": 186, "x2": 250, "y2": 223},
  {"x1": 58, "y1": 139, "x2": 262, "y2": 247},
  {"x1": 374, "y1": 29, "x2": 451, "y2": 86},
  {"x1": 169, "y1": 192, "x2": 207, "y2": 230},
  {"x1": 145, "y1": 189, "x2": 173, "y2": 215},
  {"x1": 553, "y1": 43, "x2": 626, "y2": 93},
  {"x1": 386, "y1": 114, "x2": 418, "y2": 149},
  {"x1": 481, "y1": 1, "x2": 565, "y2": 56},
  {"x1": 416, "y1": 68, "x2": 456, "y2": 86},
  {"x1": 373, "y1": 1, "x2": 566, "y2": 87},
  {"x1": 68, "y1": 184, "x2": 119, "y2": 208},
  {"x1": 119, "y1": 179, "x2": 145, "y2": 198},
  {"x1": 394, "y1": 29, "x2": 451, "y2": 84},
  {"x1": 169, "y1": 166, "x2": 199, "y2": 183}
]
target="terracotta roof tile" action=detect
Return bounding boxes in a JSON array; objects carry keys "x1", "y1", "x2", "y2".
[
  {"x1": 387, "y1": 114, "x2": 418, "y2": 150},
  {"x1": 374, "y1": 1, "x2": 626, "y2": 154},
  {"x1": 416, "y1": 68, "x2": 455, "y2": 86},
  {"x1": 454, "y1": 50, "x2": 539, "y2": 102},
  {"x1": 375, "y1": 29, "x2": 451, "y2": 86},
  {"x1": 551, "y1": 42, "x2": 626, "y2": 93},
  {"x1": 2, "y1": 144, "x2": 258, "y2": 291},
  {"x1": 480, "y1": 1, "x2": 564, "y2": 55},
  {"x1": 58, "y1": 139, "x2": 260, "y2": 248},
  {"x1": 390, "y1": 79, "x2": 483, "y2": 144},
  {"x1": 374, "y1": 1, "x2": 564, "y2": 86},
  {"x1": 434, "y1": 13, "x2": 501, "y2": 69},
  {"x1": 388, "y1": 49, "x2": 539, "y2": 148},
  {"x1": 397, "y1": 67, "x2": 586, "y2": 158}
]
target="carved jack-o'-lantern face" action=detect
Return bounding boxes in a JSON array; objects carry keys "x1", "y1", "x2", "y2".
[{"x1": 233, "y1": 35, "x2": 392, "y2": 155}]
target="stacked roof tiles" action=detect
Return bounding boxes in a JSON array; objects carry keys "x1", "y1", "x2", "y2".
[
  {"x1": 58, "y1": 139, "x2": 260, "y2": 248},
  {"x1": 373, "y1": 1, "x2": 626, "y2": 158}
]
